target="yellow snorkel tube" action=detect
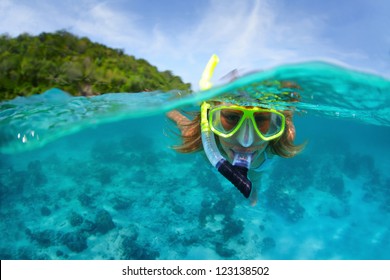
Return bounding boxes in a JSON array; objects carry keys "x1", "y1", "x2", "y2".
[
  {"x1": 199, "y1": 54, "x2": 219, "y2": 90},
  {"x1": 199, "y1": 55, "x2": 252, "y2": 198}
]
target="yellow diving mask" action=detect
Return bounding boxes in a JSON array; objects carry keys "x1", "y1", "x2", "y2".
[{"x1": 202, "y1": 102, "x2": 286, "y2": 142}]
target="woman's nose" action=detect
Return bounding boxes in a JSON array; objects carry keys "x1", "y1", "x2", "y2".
[{"x1": 236, "y1": 119, "x2": 254, "y2": 147}]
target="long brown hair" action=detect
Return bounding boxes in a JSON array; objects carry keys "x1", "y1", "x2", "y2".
[{"x1": 170, "y1": 109, "x2": 305, "y2": 158}]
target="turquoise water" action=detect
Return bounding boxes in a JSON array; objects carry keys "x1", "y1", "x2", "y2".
[{"x1": 0, "y1": 62, "x2": 389, "y2": 259}]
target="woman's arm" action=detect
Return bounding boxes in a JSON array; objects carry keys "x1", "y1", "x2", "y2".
[
  {"x1": 166, "y1": 110, "x2": 190, "y2": 127},
  {"x1": 166, "y1": 110, "x2": 196, "y2": 137}
]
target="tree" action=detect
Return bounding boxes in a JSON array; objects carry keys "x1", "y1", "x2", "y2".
[{"x1": 0, "y1": 31, "x2": 192, "y2": 101}]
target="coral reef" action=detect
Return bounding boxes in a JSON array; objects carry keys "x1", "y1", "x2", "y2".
[
  {"x1": 120, "y1": 224, "x2": 160, "y2": 260},
  {"x1": 40, "y1": 206, "x2": 52, "y2": 216},
  {"x1": 260, "y1": 237, "x2": 276, "y2": 254},
  {"x1": 26, "y1": 229, "x2": 57, "y2": 248},
  {"x1": 215, "y1": 242, "x2": 236, "y2": 258},
  {"x1": 1, "y1": 115, "x2": 389, "y2": 260},
  {"x1": 68, "y1": 212, "x2": 84, "y2": 227},
  {"x1": 94, "y1": 209, "x2": 116, "y2": 234},
  {"x1": 265, "y1": 183, "x2": 305, "y2": 223},
  {"x1": 61, "y1": 231, "x2": 88, "y2": 253},
  {"x1": 221, "y1": 217, "x2": 244, "y2": 241}
]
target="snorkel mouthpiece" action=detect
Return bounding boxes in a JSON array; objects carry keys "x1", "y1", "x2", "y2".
[
  {"x1": 217, "y1": 160, "x2": 252, "y2": 198},
  {"x1": 232, "y1": 152, "x2": 253, "y2": 169},
  {"x1": 220, "y1": 152, "x2": 252, "y2": 198}
]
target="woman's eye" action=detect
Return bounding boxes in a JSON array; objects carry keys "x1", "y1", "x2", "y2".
[
  {"x1": 221, "y1": 112, "x2": 241, "y2": 124},
  {"x1": 226, "y1": 114, "x2": 240, "y2": 123},
  {"x1": 255, "y1": 116, "x2": 268, "y2": 123},
  {"x1": 219, "y1": 110, "x2": 243, "y2": 131},
  {"x1": 254, "y1": 113, "x2": 270, "y2": 123}
]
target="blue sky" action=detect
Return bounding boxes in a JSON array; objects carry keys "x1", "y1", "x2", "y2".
[{"x1": 1, "y1": 0, "x2": 389, "y2": 89}]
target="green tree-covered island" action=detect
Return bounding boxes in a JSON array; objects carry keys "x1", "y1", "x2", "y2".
[{"x1": 0, "y1": 31, "x2": 191, "y2": 101}]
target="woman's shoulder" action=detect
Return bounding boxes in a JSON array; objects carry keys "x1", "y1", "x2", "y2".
[
  {"x1": 265, "y1": 146, "x2": 276, "y2": 159},
  {"x1": 252, "y1": 147, "x2": 277, "y2": 172}
]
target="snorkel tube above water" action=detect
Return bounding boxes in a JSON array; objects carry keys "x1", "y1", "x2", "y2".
[{"x1": 199, "y1": 55, "x2": 252, "y2": 198}]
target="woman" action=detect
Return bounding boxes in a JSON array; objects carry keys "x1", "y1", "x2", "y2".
[{"x1": 168, "y1": 58, "x2": 305, "y2": 204}]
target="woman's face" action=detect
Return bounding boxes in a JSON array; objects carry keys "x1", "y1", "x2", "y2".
[{"x1": 217, "y1": 114, "x2": 269, "y2": 167}]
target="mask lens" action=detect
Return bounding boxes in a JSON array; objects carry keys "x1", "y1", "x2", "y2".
[
  {"x1": 254, "y1": 112, "x2": 283, "y2": 137},
  {"x1": 211, "y1": 108, "x2": 244, "y2": 135}
]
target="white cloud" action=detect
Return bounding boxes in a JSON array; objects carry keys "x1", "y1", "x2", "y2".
[
  {"x1": 74, "y1": 2, "x2": 145, "y2": 48},
  {"x1": 144, "y1": 0, "x2": 333, "y2": 87},
  {"x1": 0, "y1": 0, "x2": 43, "y2": 35},
  {"x1": 164, "y1": 0, "x2": 390, "y2": 86}
]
